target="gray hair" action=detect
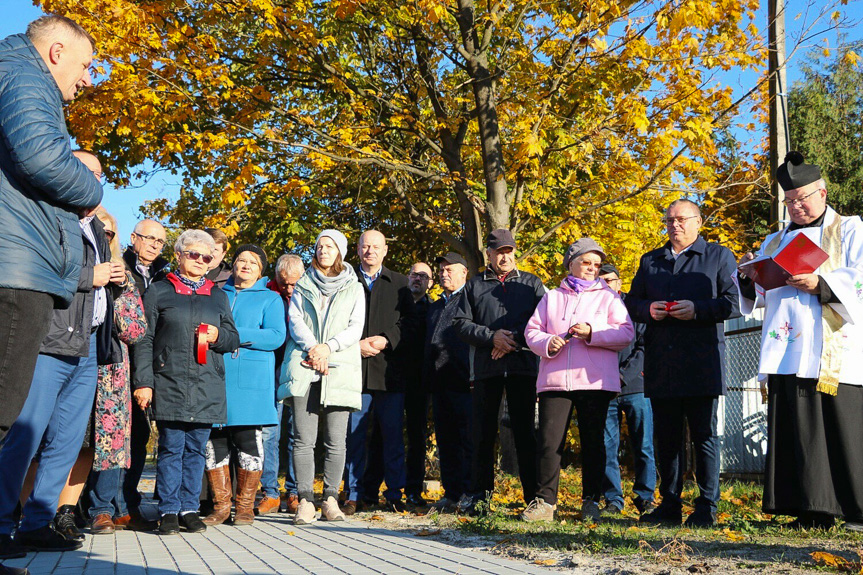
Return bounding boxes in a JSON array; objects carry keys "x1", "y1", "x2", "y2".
[
  {"x1": 174, "y1": 230, "x2": 216, "y2": 254},
  {"x1": 275, "y1": 254, "x2": 304, "y2": 277},
  {"x1": 666, "y1": 198, "x2": 702, "y2": 218},
  {"x1": 27, "y1": 15, "x2": 95, "y2": 51}
]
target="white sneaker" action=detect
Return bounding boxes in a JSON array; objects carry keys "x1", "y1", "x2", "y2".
[
  {"x1": 320, "y1": 496, "x2": 346, "y2": 521},
  {"x1": 294, "y1": 499, "x2": 317, "y2": 525},
  {"x1": 521, "y1": 497, "x2": 555, "y2": 522}
]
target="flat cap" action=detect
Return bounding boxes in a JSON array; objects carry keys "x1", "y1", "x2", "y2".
[
  {"x1": 563, "y1": 237, "x2": 606, "y2": 269},
  {"x1": 486, "y1": 228, "x2": 516, "y2": 250},
  {"x1": 598, "y1": 262, "x2": 619, "y2": 277},
  {"x1": 435, "y1": 252, "x2": 469, "y2": 268},
  {"x1": 776, "y1": 151, "x2": 821, "y2": 191}
]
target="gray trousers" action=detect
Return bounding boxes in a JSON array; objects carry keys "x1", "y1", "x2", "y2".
[{"x1": 291, "y1": 382, "x2": 351, "y2": 502}]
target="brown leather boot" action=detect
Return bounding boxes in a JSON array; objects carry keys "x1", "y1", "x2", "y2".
[
  {"x1": 202, "y1": 466, "x2": 232, "y2": 526},
  {"x1": 233, "y1": 469, "x2": 263, "y2": 526}
]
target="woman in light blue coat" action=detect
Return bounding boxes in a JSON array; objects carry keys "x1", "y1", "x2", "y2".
[{"x1": 203, "y1": 244, "x2": 286, "y2": 527}]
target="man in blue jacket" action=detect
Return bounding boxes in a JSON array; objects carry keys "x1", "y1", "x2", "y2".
[
  {"x1": 0, "y1": 15, "x2": 102, "y2": 449},
  {"x1": 625, "y1": 199, "x2": 739, "y2": 528}
]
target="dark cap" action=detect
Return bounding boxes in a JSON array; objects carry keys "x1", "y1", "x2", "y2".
[
  {"x1": 486, "y1": 228, "x2": 516, "y2": 250},
  {"x1": 435, "y1": 252, "x2": 469, "y2": 268},
  {"x1": 598, "y1": 263, "x2": 619, "y2": 277},
  {"x1": 776, "y1": 151, "x2": 822, "y2": 191},
  {"x1": 563, "y1": 238, "x2": 606, "y2": 269},
  {"x1": 233, "y1": 244, "x2": 268, "y2": 272}
]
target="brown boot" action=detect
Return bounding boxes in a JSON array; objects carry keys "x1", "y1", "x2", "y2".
[
  {"x1": 202, "y1": 466, "x2": 232, "y2": 526},
  {"x1": 233, "y1": 468, "x2": 263, "y2": 526}
]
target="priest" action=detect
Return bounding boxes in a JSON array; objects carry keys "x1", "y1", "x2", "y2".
[{"x1": 737, "y1": 152, "x2": 863, "y2": 530}]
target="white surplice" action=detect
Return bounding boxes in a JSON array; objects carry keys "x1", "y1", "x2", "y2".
[{"x1": 736, "y1": 208, "x2": 863, "y2": 385}]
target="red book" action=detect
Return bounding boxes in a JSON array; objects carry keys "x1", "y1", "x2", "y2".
[{"x1": 739, "y1": 233, "x2": 829, "y2": 291}]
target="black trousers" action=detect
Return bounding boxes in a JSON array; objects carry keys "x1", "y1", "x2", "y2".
[
  {"x1": 433, "y1": 389, "x2": 472, "y2": 501},
  {"x1": 536, "y1": 390, "x2": 615, "y2": 505},
  {"x1": 470, "y1": 376, "x2": 537, "y2": 502},
  {"x1": 650, "y1": 396, "x2": 720, "y2": 512},
  {"x1": 404, "y1": 389, "x2": 430, "y2": 497},
  {"x1": 0, "y1": 288, "x2": 53, "y2": 442}
]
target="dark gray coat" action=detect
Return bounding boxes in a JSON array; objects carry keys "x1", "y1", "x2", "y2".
[
  {"x1": 423, "y1": 291, "x2": 471, "y2": 393},
  {"x1": 625, "y1": 236, "x2": 740, "y2": 398},
  {"x1": 134, "y1": 273, "x2": 240, "y2": 424}
]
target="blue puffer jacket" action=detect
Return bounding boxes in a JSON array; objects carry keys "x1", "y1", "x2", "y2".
[
  {"x1": 0, "y1": 34, "x2": 104, "y2": 305},
  {"x1": 221, "y1": 277, "x2": 287, "y2": 427}
]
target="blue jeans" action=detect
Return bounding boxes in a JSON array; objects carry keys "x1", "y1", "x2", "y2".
[
  {"x1": 344, "y1": 391, "x2": 406, "y2": 502},
  {"x1": 432, "y1": 390, "x2": 472, "y2": 501},
  {"x1": 89, "y1": 468, "x2": 128, "y2": 518},
  {"x1": 261, "y1": 401, "x2": 296, "y2": 498},
  {"x1": 0, "y1": 333, "x2": 98, "y2": 534},
  {"x1": 651, "y1": 396, "x2": 720, "y2": 512},
  {"x1": 155, "y1": 421, "x2": 210, "y2": 515},
  {"x1": 603, "y1": 393, "x2": 656, "y2": 508}
]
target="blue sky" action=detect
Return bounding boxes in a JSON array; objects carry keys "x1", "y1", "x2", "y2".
[{"x1": 2, "y1": 1, "x2": 860, "y2": 241}]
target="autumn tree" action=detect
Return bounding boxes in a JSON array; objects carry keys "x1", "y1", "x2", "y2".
[{"x1": 43, "y1": 0, "x2": 788, "y2": 282}]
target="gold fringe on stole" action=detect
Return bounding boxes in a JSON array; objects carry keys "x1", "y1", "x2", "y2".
[{"x1": 816, "y1": 215, "x2": 844, "y2": 396}]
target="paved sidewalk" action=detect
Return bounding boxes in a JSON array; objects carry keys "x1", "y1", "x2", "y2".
[{"x1": 4, "y1": 511, "x2": 554, "y2": 574}]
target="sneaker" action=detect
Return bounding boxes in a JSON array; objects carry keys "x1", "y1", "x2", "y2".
[
  {"x1": 387, "y1": 499, "x2": 407, "y2": 513},
  {"x1": 294, "y1": 499, "x2": 317, "y2": 525},
  {"x1": 0, "y1": 535, "x2": 27, "y2": 560},
  {"x1": 54, "y1": 505, "x2": 84, "y2": 542},
  {"x1": 581, "y1": 499, "x2": 602, "y2": 523},
  {"x1": 456, "y1": 494, "x2": 475, "y2": 514},
  {"x1": 640, "y1": 502, "x2": 682, "y2": 525},
  {"x1": 684, "y1": 507, "x2": 717, "y2": 528},
  {"x1": 521, "y1": 497, "x2": 555, "y2": 522},
  {"x1": 634, "y1": 498, "x2": 656, "y2": 515},
  {"x1": 15, "y1": 525, "x2": 82, "y2": 552},
  {"x1": 179, "y1": 512, "x2": 207, "y2": 533},
  {"x1": 429, "y1": 497, "x2": 458, "y2": 513},
  {"x1": 158, "y1": 514, "x2": 180, "y2": 535},
  {"x1": 320, "y1": 497, "x2": 346, "y2": 522},
  {"x1": 602, "y1": 501, "x2": 624, "y2": 516},
  {"x1": 406, "y1": 493, "x2": 428, "y2": 508}
]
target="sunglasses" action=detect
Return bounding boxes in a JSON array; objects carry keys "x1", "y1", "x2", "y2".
[
  {"x1": 182, "y1": 250, "x2": 214, "y2": 264},
  {"x1": 104, "y1": 230, "x2": 116, "y2": 241}
]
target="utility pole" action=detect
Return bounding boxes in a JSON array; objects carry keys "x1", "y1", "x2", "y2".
[{"x1": 768, "y1": 0, "x2": 789, "y2": 230}]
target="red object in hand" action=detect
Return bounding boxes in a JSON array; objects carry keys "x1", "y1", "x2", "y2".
[
  {"x1": 665, "y1": 301, "x2": 679, "y2": 312},
  {"x1": 196, "y1": 324, "x2": 209, "y2": 364}
]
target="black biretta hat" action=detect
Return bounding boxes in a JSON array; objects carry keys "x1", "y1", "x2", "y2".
[{"x1": 776, "y1": 151, "x2": 821, "y2": 191}]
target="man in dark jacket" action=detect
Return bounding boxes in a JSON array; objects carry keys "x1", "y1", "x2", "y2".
[
  {"x1": 204, "y1": 228, "x2": 231, "y2": 287},
  {"x1": 426, "y1": 253, "x2": 472, "y2": 511},
  {"x1": 0, "y1": 16, "x2": 102, "y2": 473},
  {"x1": 0, "y1": 151, "x2": 123, "y2": 558},
  {"x1": 453, "y1": 229, "x2": 546, "y2": 512},
  {"x1": 121, "y1": 218, "x2": 169, "y2": 526},
  {"x1": 598, "y1": 263, "x2": 655, "y2": 517},
  {"x1": 342, "y1": 230, "x2": 414, "y2": 514},
  {"x1": 625, "y1": 199, "x2": 739, "y2": 528}
]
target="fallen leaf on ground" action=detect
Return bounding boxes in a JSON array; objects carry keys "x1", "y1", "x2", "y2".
[
  {"x1": 810, "y1": 551, "x2": 859, "y2": 571},
  {"x1": 370, "y1": 515, "x2": 385, "y2": 521},
  {"x1": 534, "y1": 559, "x2": 556, "y2": 565},
  {"x1": 721, "y1": 528, "x2": 745, "y2": 542},
  {"x1": 286, "y1": 531, "x2": 295, "y2": 536},
  {"x1": 458, "y1": 517, "x2": 471, "y2": 523},
  {"x1": 415, "y1": 529, "x2": 441, "y2": 537}
]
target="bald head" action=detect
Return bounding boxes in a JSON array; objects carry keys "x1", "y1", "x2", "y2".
[
  {"x1": 131, "y1": 219, "x2": 167, "y2": 266},
  {"x1": 73, "y1": 150, "x2": 102, "y2": 181},
  {"x1": 27, "y1": 16, "x2": 95, "y2": 102},
  {"x1": 358, "y1": 230, "x2": 388, "y2": 275}
]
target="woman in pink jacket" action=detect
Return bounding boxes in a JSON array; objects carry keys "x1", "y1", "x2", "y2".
[{"x1": 523, "y1": 238, "x2": 634, "y2": 523}]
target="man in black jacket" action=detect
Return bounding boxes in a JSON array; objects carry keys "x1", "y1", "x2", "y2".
[
  {"x1": 121, "y1": 217, "x2": 169, "y2": 528},
  {"x1": 0, "y1": 152, "x2": 125, "y2": 557},
  {"x1": 625, "y1": 199, "x2": 739, "y2": 528},
  {"x1": 598, "y1": 264, "x2": 655, "y2": 517},
  {"x1": 453, "y1": 229, "x2": 546, "y2": 512},
  {"x1": 426, "y1": 253, "x2": 472, "y2": 512},
  {"x1": 342, "y1": 230, "x2": 414, "y2": 514}
]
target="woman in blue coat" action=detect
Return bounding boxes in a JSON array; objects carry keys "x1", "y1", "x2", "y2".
[{"x1": 202, "y1": 245, "x2": 286, "y2": 527}]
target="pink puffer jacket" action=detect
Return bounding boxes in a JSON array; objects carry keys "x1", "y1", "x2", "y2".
[{"x1": 526, "y1": 278, "x2": 634, "y2": 393}]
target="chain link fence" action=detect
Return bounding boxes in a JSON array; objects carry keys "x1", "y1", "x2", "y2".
[{"x1": 719, "y1": 325, "x2": 767, "y2": 475}]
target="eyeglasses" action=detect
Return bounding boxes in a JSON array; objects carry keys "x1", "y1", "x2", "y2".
[
  {"x1": 577, "y1": 261, "x2": 602, "y2": 269},
  {"x1": 664, "y1": 215, "x2": 700, "y2": 226},
  {"x1": 782, "y1": 189, "x2": 821, "y2": 207},
  {"x1": 133, "y1": 232, "x2": 166, "y2": 246},
  {"x1": 409, "y1": 272, "x2": 431, "y2": 281},
  {"x1": 103, "y1": 230, "x2": 116, "y2": 241},
  {"x1": 235, "y1": 258, "x2": 260, "y2": 268},
  {"x1": 181, "y1": 251, "x2": 214, "y2": 264}
]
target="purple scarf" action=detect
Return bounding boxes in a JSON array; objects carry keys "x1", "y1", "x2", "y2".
[{"x1": 564, "y1": 275, "x2": 597, "y2": 294}]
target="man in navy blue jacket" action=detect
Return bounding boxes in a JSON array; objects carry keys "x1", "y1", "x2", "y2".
[{"x1": 625, "y1": 199, "x2": 739, "y2": 528}]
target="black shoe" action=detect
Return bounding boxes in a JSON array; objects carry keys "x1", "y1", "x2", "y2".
[
  {"x1": 639, "y1": 503, "x2": 682, "y2": 525},
  {"x1": 0, "y1": 535, "x2": 27, "y2": 560},
  {"x1": 387, "y1": 499, "x2": 407, "y2": 513},
  {"x1": 684, "y1": 507, "x2": 716, "y2": 528},
  {"x1": 634, "y1": 498, "x2": 656, "y2": 515},
  {"x1": 158, "y1": 514, "x2": 180, "y2": 535},
  {"x1": 0, "y1": 564, "x2": 30, "y2": 575},
  {"x1": 406, "y1": 493, "x2": 428, "y2": 508},
  {"x1": 54, "y1": 505, "x2": 84, "y2": 542},
  {"x1": 786, "y1": 513, "x2": 835, "y2": 530},
  {"x1": 179, "y1": 513, "x2": 207, "y2": 533},
  {"x1": 601, "y1": 501, "x2": 624, "y2": 516},
  {"x1": 15, "y1": 525, "x2": 82, "y2": 552}
]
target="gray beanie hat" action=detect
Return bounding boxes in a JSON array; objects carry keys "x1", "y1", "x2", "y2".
[
  {"x1": 563, "y1": 237, "x2": 606, "y2": 269},
  {"x1": 315, "y1": 229, "x2": 348, "y2": 260}
]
